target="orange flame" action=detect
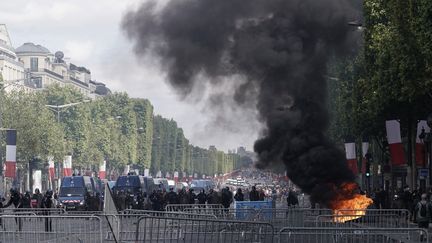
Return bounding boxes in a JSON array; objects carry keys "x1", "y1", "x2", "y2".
[{"x1": 329, "y1": 182, "x2": 373, "y2": 223}]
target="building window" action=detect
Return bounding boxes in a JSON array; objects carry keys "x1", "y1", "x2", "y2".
[{"x1": 30, "y1": 57, "x2": 38, "y2": 72}]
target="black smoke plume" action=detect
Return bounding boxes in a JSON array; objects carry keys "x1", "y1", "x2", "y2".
[{"x1": 123, "y1": 0, "x2": 359, "y2": 207}]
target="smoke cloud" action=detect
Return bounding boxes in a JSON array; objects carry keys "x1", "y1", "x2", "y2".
[{"x1": 123, "y1": 0, "x2": 359, "y2": 207}]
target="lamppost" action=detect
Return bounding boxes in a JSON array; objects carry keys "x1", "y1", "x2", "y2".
[
  {"x1": 419, "y1": 114, "x2": 432, "y2": 187},
  {"x1": 45, "y1": 100, "x2": 90, "y2": 123}
]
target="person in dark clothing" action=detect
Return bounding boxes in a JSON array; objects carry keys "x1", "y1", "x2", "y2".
[
  {"x1": 249, "y1": 186, "x2": 260, "y2": 201},
  {"x1": 5, "y1": 188, "x2": 23, "y2": 208},
  {"x1": 178, "y1": 188, "x2": 189, "y2": 204},
  {"x1": 206, "y1": 189, "x2": 218, "y2": 204},
  {"x1": 0, "y1": 193, "x2": 5, "y2": 229},
  {"x1": 166, "y1": 188, "x2": 179, "y2": 205},
  {"x1": 414, "y1": 193, "x2": 431, "y2": 241},
  {"x1": 22, "y1": 191, "x2": 31, "y2": 208},
  {"x1": 125, "y1": 189, "x2": 134, "y2": 210},
  {"x1": 31, "y1": 188, "x2": 43, "y2": 208},
  {"x1": 197, "y1": 189, "x2": 207, "y2": 205},
  {"x1": 287, "y1": 189, "x2": 299, "y2": 207},
  {"x1": 188, "y1": 189, "x2": 196, "y2": 204},
  {"x1": 234, "y1": 188, "x2": 244, "y2": 201},
  {"x1": 149, "y1": 190, "x2": 160, "y2": 211},
  {"x1": 42, "y1": 190, "x2": 54, "y2": 232},
  {"x1": 221, "y1": 187, "x2": 233, "y2": 209},
  {"x1": 258, "y1": 189, "x2": 266, "y2": 201},
  {"x1": 159, "y1": 190, "x2": 167, "y2": 209}
]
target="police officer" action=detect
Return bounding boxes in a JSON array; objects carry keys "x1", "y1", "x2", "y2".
[
  {"x1": 5, "y1": 188, "x2": 23, "y2": 231},
  {"x1": 197, "y1": 189, "x2": 207, "y2": 205},
  {"x1": 166, "y1": 188, "x2": 179, "y2": 205},
  {"x1": 31, "y1": 188, "x2": 43, "y2": 208},
  {"x1": 22, "y1": 191, "x2": 32, "y2": 208},
  {"x1": 188, "y1": 189, "x2": 196, "y2": 204},
  {"x1": 42, "y1": 190, "x2": 54, "y2": 232}
]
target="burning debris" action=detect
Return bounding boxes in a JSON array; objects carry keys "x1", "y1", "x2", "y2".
[{"x1": 123, "y1": 0, "x2": 371, "y2": 211}]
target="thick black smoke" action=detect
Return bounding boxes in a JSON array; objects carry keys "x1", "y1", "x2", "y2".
[{"x1": 123, "y1": 0, "x2": 359, "y2": 207}]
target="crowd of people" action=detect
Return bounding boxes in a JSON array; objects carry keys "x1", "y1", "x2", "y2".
[
  {"x1": 114, "y1": 185, "x2": 300, "y2": 211},
  {"x1": 0, "y1": 188, "x2": 55, "y2": 210}
]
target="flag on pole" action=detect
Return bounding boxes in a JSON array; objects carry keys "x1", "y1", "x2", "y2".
[
  {"x1": 63, "y1": 155, "x2": 72, "y2": 176},
  {"x1": 5, "y1": 130, "x2": 17, "y2": 178},
  {"x1": 48, "y1": 156, "x2": 55, "y2": 180},
  {"x1": 344, "y1": 140, "x2": 358, "y2": 174},
  {"x1": 416, "y1": 120, "x2": 430, "y2": 167},
  {"x1": 99, "y1": 160, "x2": 106, "y2": 179},
  {"x1": 174, "y1": 171, "x2": 179, "y2": 182},
  {"x1": 385, "y1": 120, "x2": 406, "y2": 166}
]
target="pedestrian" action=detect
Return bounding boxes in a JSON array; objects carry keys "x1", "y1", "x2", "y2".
[
  {"x1": 414, "y1": 193, "x2": 431, "y2": 241},
  {"x1": 41, "y1": 190, "x2": 55, "y2": 232},
  {"x1": 206, "y1": 189, "x2": 217, "y2": 204},
  {"x1": 149, "y1": 190, "x2": 159, "y2": 211},
  {"x1": 0, "y1": 192, "x2": 5, "y2": 229},
  {"x1": 249, "y1": 186, "x2": 260, "y2": 201},
  {"x1": 287, "y1": 189, "x2": 299, "y2": 207},
  {"x1": 234, "y1": 188, "x2": 244, "y2": 201},
  {"x1": 166, "y1": 188, "x2": 179, "y2": 205},
  {"x1": 31, "y1": 188, "x2": 43, "y2": 208},
  {"x1": 188, "y1": 189, "x2": 196, "y2": 204},
  {"x1": 221, "y1": 187, "x2": 233, "y2": 209},
  {"x1": 22, "y1": 191, "x2": 32, "y2": 208},
  {"x1": 197, "y1": 189, "x2": 207, "y2": 205},
  {"x1": 258, "y1": 189, "x2": 265, "y2": 201}
]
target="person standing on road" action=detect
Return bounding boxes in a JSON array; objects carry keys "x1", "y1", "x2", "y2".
[
  {"x1": 249, "y1": 186, "x2": 260, "y2": 201},
  {"x1": 31, "y1": 188, "x2": 43, "y2": 208},
  {"x1": 188, "y1": 189, "x2": 196, "y2": 204},
  {"x1": 166, "y1": 188, "x2": 179, "y2": 205},
  {"x1": 197, "y1": 189, "x2": 207, "y2": 205},
  {"x1": 221, "y1": 187, "x2": 233, "y2": 209},
  {"x1": 42, "y1": 190, "x2": 55, "y2": 232},
  {"x1": 22, "y1": 191, "x2": 31, "y2": 208},
  {"x1": 287, "y1": 189, "x2": 299, "y2": 207},
  {"x1": 414, "y1": 193, "x2": 431, "y2": 241},
  {"x1": 234, "y1": 188, "x2": 244, "y2": 201}
]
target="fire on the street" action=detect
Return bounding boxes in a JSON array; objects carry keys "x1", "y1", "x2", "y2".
[{"x1": 330, "y1": 182, "x2": 373, "y2": 223}]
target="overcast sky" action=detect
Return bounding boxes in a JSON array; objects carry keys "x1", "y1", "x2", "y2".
[{"x1": 0, "y1": 0, "x2": 260, "y2": 152}]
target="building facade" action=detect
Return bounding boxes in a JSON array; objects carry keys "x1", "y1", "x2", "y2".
[{"x1": 1, "y1": 24, "x2": 111, "y2": 98}]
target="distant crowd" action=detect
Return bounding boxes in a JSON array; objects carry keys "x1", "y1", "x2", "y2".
[{"x1": 114, "y1": 185, "x2": 299, "y2": 211}]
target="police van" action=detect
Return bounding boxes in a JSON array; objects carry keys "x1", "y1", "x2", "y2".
[
  {"x1": 112, "y1": 175, "x2": 155, "y2": 210},
  {"x1": 58, "y1": 176, "x2": 100, "y2": 211}
]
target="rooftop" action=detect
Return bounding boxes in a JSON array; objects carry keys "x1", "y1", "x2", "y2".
[{"x1": 15, "y1": 42, "x2": 51, "y2": 54}]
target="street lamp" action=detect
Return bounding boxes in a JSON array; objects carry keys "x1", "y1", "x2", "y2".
[{"x1": 45, "y1": 100, "x2": 90, "y2": 122}]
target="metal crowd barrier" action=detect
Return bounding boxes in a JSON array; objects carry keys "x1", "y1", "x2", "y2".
[
  {"x1": 0, "y1": 215, "x2": 103, "y2": 243},
  {"x1": 254, "y1": 208, "x2": 411, "y2": 229},
  {"x1": 135, "y1": 215, "x2": 275, "y2": 242},
  {"x1": 315, "y1": 214, "x2": 410, "y2": 228},
  {"x1": 1, "y1": 208, "x2": 66, "y2": 215},
  {"x1": 165, "y1": 203, "x2": 224, "y2": 212},
  {"x1": 103, "y1": 210, "x2": 218, "y2": 242},
  {"x1": 277, "y1": 227, "x2": 428, "y2": 243}
]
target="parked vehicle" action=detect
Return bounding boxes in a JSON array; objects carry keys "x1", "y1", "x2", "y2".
[{"x1": 58, "y1": 176, "x2": 101, "y2": 211}]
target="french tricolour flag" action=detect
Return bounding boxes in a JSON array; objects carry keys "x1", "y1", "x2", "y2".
[
  {"x1": 63, "y1": 155, "x2": 72, "y2": 176},
  {"x1": 99, "y1": 160, "x2": 106, "y2": 179},
  {"x1": 5, "y1": 130, "x2": 17, "y2": 178},
  {"x1": 416, "y1": 120, "x2": 430, "y2": 167},
  {"x1": 386, "y1": 120, "x2": 406, "y2": 166},
  {"x1": 48, "y1": 156, "x2": 55, "y2": 180},
  {"x1": 344, "y1": 140, "x2": 358, "y2": 174}
]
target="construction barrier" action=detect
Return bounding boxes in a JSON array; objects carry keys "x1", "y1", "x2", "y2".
[
  {"x1": 135, "y1": 215, "x2": 275, "y2": 242},
  {"x1": 277, "y1": 227, "x2": 428, "y2": 243},
  {"x1": 0, "y1": 215, "x2": 103, "y2": 243}
]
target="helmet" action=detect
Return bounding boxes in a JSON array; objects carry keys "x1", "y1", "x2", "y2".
[{"x1": 46, "y1": 190, "x2": 53, "y2": 197}]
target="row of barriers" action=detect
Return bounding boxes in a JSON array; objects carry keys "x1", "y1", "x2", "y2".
[{"x1": 0, "y1": 208, "x2": 423, "y2": 243}]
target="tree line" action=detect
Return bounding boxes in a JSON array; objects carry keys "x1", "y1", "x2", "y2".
[
  {"x1": 0, "y1": 83, "x2": 245, "y2": 178},
  {"x1": 328, "y1": 1, "x2": 432, "y2": 170}
]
